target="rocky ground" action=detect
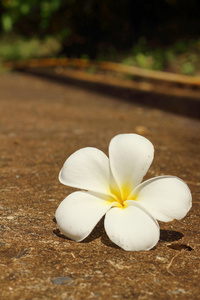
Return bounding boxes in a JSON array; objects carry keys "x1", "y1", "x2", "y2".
[{"x1": 0, "y1": 71, "x2": 200, "y2": 299}]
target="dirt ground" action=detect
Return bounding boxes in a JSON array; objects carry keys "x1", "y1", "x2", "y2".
[{"x1": 0, "y1": 71, "x2": 200, "y2": 299}]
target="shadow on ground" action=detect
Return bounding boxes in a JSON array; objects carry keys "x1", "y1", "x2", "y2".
[
  {"x1": 20, "y1": 68, "x2": 200, "y2": 119},
  {"x1": 53, "y1": 216, "x2": 186, "y2": 250}
]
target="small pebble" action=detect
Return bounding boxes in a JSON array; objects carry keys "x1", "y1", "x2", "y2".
[{"x1": 52, "y1": 276, "x2": 73, "y2": 285}]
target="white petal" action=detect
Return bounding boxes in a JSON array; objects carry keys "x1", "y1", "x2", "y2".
[
  {"x1": 133, "y1": 176, "x2": 192, "y2": 222},
  {"x1": 104, "y1": 201, "x2": 160, "y2": 251},
  {"x1": 55, "y1": 191, "x2": 117, "y2": 241},
  {"x1": 109, "y1": 134, "x2": 154, "y2": 196},
  {"x1": 59, "y1": 147, "x2": 110, "y2": 194}
]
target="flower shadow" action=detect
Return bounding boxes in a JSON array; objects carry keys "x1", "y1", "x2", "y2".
[
  {"x1": 82, "y1": 218, "x2": 105, "y2": 243},
  {"x1": 53, "y1": 228, "x2": 70, "y2": 240},
  {"x1": 53, "y1": 217, "x2": 105, "y2": 243},
  {"x1": 53, "y1": 217, "x2": 70, "y2": 240},
  {"x1": 100, "y1": 234, "x2": 122, "y2": 250},
  {"x1": 53, "y1": 218, "x2": 184, "y2": 248},
  {"x1": 159, "y1": 230, "x2": 184, "y2": 242},
  {"x1": 101, "y1": 229, "x2": 184, "y2": 251},
  {"x1": 82, "y1": 218, "x2": 121, "y2": 249}
]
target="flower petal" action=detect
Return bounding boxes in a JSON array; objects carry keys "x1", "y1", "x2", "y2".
[
  {"x1": 104, "y1": 201, "x2": 160, "y2": 251},
  {"x1": 109, "y1": 134, "x2": 154, "y2": 195},
  {"x1": 133, "y1": 176, "x2": 192, "y2": 222},
  {"x1": 55, "y1": 191, "x2": 117, "y2": 241},
  {"x1": 59, "y1": 147, "x2": 110, "y2": 194}
]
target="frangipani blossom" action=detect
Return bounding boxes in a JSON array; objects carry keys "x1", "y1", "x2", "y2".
[{"x1": 56, "y1": 134, "x2": 192, "y2": 251}]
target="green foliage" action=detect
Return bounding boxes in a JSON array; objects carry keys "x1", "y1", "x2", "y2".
[
  {"x1": 0, "y1": 0, "x2": 200, "y2": 76},
  {"x1": 0, "y1": 35, "x2": 61, "y2": 61},
  {"x1": 173, "y1": 41, "x2": 189, "y2": 54},
  {"x1": 181, "y1": 62, "x2": 195, "y2": 75},
  {"x1": 1, "y1": 0, "x2": 62, "y2": 33},
  {"x1": 120, "y1": 38, "x2": 200, "y2": 75},
  {"x1": 1, "y1": 14, "x2": 13, "y2": 32},
  {"x1": 1, "y1": 0, "x2": 200, "y2": 59}
]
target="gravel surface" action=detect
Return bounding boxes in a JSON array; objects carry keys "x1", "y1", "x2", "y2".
[{"x1": 0, "y1": 71, "x2": 200, "y2": 299}]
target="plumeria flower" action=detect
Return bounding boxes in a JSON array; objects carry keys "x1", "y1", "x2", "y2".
[{"x1": 55, "y1": 134, "x2": 192, "y2": 251}]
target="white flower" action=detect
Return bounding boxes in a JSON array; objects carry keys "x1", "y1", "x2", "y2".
[{"x1": 55, "y1": 134, "x2": 192, "y2": 251}]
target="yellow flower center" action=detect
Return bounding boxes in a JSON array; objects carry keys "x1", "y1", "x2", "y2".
[{"x1": 110, "y1": 183, "x2": 135, "y2": 207}]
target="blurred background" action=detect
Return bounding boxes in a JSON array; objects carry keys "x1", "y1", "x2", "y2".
[{"x1": 0, "y1": 0, "x2": 200, "y2": 75}]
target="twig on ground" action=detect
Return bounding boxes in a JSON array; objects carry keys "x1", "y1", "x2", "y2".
[{"x1": 166, "y1": 252, "x2": 182, "y2": 276}]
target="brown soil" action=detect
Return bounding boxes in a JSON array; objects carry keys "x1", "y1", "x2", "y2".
[{"x1": 0, "y1": 71, "x2": 200, "y2": 299}]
